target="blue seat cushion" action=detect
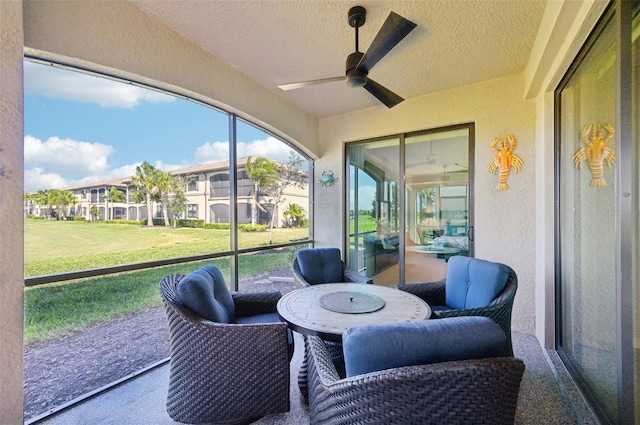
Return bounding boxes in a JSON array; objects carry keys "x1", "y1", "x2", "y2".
[
  {"x1": 296, "y1": 248, "x2": 344, "y2": 284},
  {"x1": 445, "y1": 256, "x2": 509, "y2": 309},
  {"x1": 342, "y1": 316, "x2": 506, "y2": 377},
  {"x1": 177, "y1": 265, "x2": 235, "y2": 323},
  {"x1": 233, "y1": 312, "x2": 281, "y2": 325}
]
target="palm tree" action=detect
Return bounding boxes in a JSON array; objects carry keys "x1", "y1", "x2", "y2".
[
  {"x1": 32, "y1": 189, "x2": 54, "y2": 219},
  {"x1": 283, "y1": 203, "x2": 305, "y2": 227},
  {"x1": 245, "y1": 155, "x2": 279, "y2": 225},
  {"x1": 52, "y1": 190, "x2": 77, "y2": 220},
  {"x1": 131, "y1": 162, "x2": 160, "y2": 227},
  {"x1": 104, "y1": 186, "x2": 126, "y2": 220},
  {"x1": 155, "y1": 170, "x2": 174, "y2": 227},
  {"x1": 89, "y1": 205, "x2": 101, "y2": 222}
]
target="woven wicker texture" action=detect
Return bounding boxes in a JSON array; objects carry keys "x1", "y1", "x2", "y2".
[
  {"x1": 293, "y1": 256, "x2": 373, "y2": 288},
  {"x1": 400, "y1": 265, "x2": 518, "y2": 356},
  {"x1": 160, "y1": 274, "x2": 290, "y2": 425},
  {"x1": 306, "y1": 335, "x2": 525, "y2": 425}
]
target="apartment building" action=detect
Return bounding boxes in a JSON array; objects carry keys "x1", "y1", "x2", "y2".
[{"x1": 26, "y1": 158, "x2": 309, "y2": 227}]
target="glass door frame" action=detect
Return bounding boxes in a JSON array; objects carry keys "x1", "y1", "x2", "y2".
[
  {"x1": 553, "y1": 1, "x2": 636, "y2": 422},
  {"x1": 344, "y1": 122, "x2": 475, "y2": 286}
]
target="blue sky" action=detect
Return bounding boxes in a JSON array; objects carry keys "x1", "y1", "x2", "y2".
[{"x1": 23, "y1": 61, "x2": 296, "y2": 192}]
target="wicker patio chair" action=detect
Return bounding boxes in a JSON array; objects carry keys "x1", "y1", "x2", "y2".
[
  {"x1": 292, "y1": 248, "x2": 371, "y2": 397},
  {"x1": 400, "y1": 255, "x2": 518, "y2": 356},
  {"x1": 159, "y1": 270, "x2": 291, "y2": 425},
  {"x1": 306, "y1": 318, "x2": 525, "y2": 425},
  {"x1": 293, "y1": 247, "x2": 372, "y2": 288}
]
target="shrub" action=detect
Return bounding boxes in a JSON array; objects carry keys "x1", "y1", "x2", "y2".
[
  {"x1": 104, "y1": 219, "x2": 141, "y2": 225},
  {"x1": 238, "y1": 224, "x2": 267, "y2": 232},
  {"x1": 141, "y1": 218, "x2": 165, "y2": 226},
  {"x1": 176, "y1": 219, "x2": 205, "y2": 228},
  {"x1": 203, "y1": 223, "x2": 230, "y2": 230}
]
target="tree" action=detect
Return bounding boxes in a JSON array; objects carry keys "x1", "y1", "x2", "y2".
[
  {"x1": 164, "y1": 175, "x2": 188, "y2": 228},
  {"x1": 245, "y1": 155, "x2": 279, "y2": 225},
  {"x1": 89, "y1": 205, "x2": 101, "y2": 222},
  {"x1": 32, "y1": 189, "x2": 54, "y2": 219},
  {"x1": 154, "y1": 170, "x2": 175, "y2": 227},
  {"x1": 103, "y1": 186, "x2": 126, "y2": 220},
  {"x1": 131, "y1": 162, "x2": 161, "y2": 227},
  {"x1": 51, "y1": 190, "x2": 77, "y2": 220},
  {"x1": 263, "y1": 151, "x2": 307, "y2": 243},
  {"x1": 282, "y1": 203, "x2": 305, "y2": 227}
]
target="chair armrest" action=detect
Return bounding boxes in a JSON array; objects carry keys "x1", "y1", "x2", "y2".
[
  {"x1": 343, "y1": 268, "x2": 373, "y2": 284},
  {"x1": 292, "y1": 259, "x2": 312, "y2": 288},
  {"x1": 232, "y1": 291, "x2": 281, "y2": 316},
  {"x1": 398, "y1": 279, "x2": 446, "y2": 305},
  {"x1": 432, "y1": 280, "x2": 517, "y2": 356}
]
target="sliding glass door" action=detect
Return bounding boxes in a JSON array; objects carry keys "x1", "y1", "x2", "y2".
[
  {"x1": 404, "y1": 127, "x2": 472, "y2": 285},
  {"x1": 346, "y1": 124, "x2": 473, "y2": 286},
  {"x1": 556, "y1": 2, "x2": 638, "y2": 422},
  {"x1": 347, "y1": 137, "x2": 400, "y2": 284}
]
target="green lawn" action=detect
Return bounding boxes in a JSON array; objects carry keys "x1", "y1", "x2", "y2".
[
  {"x1": 24, "y1": 219, "x2": 307, "y2": 344},
  {"x1": 25, "y1": 219, "x2": 307, "y2": 276}
]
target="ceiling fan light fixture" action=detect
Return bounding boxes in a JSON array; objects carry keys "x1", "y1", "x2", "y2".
[
  {"x1": 441, "y1": 164, "x2": 450, "y2": 182},
  {"x1": 346, "y1": 52, "x2": 367, "y2": 87},
  {"x1": 426, "y1": 141, "x2": 437, "y2": 164},
  {"x1": 347, "y1": 71, "x2": 368, "y2": 88}
]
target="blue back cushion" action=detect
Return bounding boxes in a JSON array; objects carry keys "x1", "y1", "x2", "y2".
[
  {"x1": 296, "y1": 248, "x2": 344, "y2": 284},
  {"x1": 342, "y1": 316, "x2": 506, "y2": 377},
  {"x1": 177, "y1": 265, "x2": 235, "y2": 323},
  {"x1": 445, "y1": 256, "x2": 509, "y2": 309}
]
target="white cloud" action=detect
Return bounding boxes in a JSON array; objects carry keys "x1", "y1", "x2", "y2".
[
  {"x1": 25, "y1": 135, "x2": 114, "y2": 176},
  {"x1": 153, "y1": 160, "x2": 184, "y2": 173},
  {"x1": 24, "y1": 61, "x2": 174, "y2": 108},
  {"x1": 24, "y1": 168, "x2": 69, "y2": 192},
  {"x1": 194, "y1": 136, "x2": 295, "y2": 164},
  {"x1": 194, "y1": 141, "x2": 229, "y2": 163}
]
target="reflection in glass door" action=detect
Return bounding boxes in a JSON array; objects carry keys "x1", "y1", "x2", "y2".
[
  {"x1": 405, "y1": 127, "x2": 472, "y2": 285},
  {"x1": 347, "y1": 138, "x2": 400, "y2": 284},
  {"x1": 346, "y1": 125, "x2": 472, "y2": 286}
]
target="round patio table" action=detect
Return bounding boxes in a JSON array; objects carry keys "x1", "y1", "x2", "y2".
[{"x1": 277, "y1": 283, "x2": 431, "y2": 342}]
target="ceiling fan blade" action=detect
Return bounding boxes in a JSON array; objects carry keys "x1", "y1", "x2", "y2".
[
  {"x1": 358, "y1": 11, "x2": 416, "y2": 72},
  {"x1": 278, "y1": 76, "x2": 345, "y2": 91},
  {"x1": 363, "y1": 78, "x2": 404, "y2": 108}
]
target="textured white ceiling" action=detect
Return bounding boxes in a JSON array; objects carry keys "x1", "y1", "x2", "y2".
[{"x1": 132, "y1": 0, "x2": 548, "y2": 118}]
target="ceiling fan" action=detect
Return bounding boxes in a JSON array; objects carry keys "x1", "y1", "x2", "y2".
[{"x1": 278, "y1": 6, "x2": 417, "y2": 108}]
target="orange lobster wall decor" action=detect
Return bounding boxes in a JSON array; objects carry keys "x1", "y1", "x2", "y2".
[
  {"x1": 572, "y1": 123, "x2": 615, "y2": 187},
  {"x1": 488, "y1": 134, "x2": 523, "y2": 191}
]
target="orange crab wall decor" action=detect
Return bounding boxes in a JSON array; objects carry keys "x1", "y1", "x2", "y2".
[
  {"x1": 572, "y1": 123, "x2": 615, "y2": 187},
  {"x1": 488, "y1": 134, "x2": 523, "y2": 191}
]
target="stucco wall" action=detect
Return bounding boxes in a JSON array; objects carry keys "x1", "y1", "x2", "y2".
[
  {"x1": 317, "y1": 73, "x2": 537, "y2": 335},
  {"x1": 0, "y1": 1, "x2": 25, "y2": 423}
]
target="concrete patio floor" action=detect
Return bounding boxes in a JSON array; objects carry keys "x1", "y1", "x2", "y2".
[{"x1": 33, "y1": 332, "x2": 597, "y2": 425}]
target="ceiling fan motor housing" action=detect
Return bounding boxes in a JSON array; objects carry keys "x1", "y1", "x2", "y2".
[{"x1": 346, "y1": 51, "x2": 367, "y2": 87}]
